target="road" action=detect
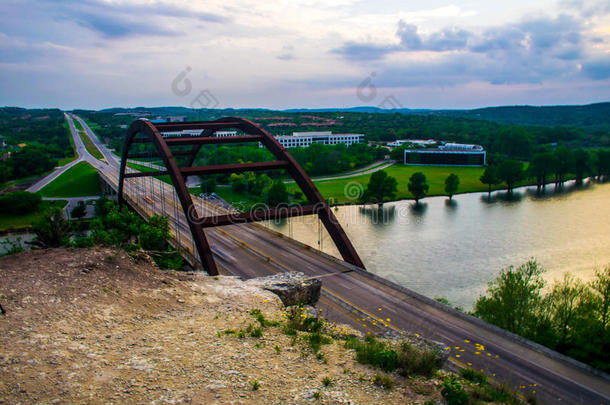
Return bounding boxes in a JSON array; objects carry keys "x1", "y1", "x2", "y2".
[
  {"x1": 79, "y1": 114, "x2": 609, "y2": 405},
  {"x1": 284, "y1": 160, "x2": 396, "y2": 184}
]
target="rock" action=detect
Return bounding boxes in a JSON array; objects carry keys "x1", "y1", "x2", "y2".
[{"x1": 247, "y1": 272, "x2": 321, "y2": 307}]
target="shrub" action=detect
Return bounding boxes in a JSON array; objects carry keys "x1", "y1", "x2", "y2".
[
  {"x1": 285, "y1": 305, "x2": 324, "y2": 332},
  {"x1": 32, "y1": 207, "x2": 70, "y2": 247},
  {"x1": 460, "y1": 368, "x2": 488, "y2": 385},
  {"x1": 304, "y1": 331, "x2": 332, "y2": 353},
  {"x1": 250, "y1": 308, "x2": 279, "y2": 327},
  {"x1": 246, "y1": 324, "x2": 263, "y2": 338},
  {"x1": 72, "y1": 236, "x2": 94, "y2": 248},
  {"x1": 251, "y1": 380, "x2": 260, "y2": 391},
  {"x1": 397, "y1": 341, "x2": 442, "y2": 377},
  {"x1": 441, "y1": 377, "x2": 468, "y2": 405},
  {"x1": 346, "y1": 335, "x2": 398, "y2": 372},
  {"x1": 373, "y1": 374, "x2": 394, "y2": 389}
]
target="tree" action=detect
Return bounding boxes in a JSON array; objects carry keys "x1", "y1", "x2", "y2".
[
  {"x1": 473, "y1": 260, "x2": 546, "y2": 338},
  {"x1": 70, "y1": 201, "x2": 87, "y2": 219},
  {"x1": 267, "y1": 180, "x2": 288, "y2": 206},
  {"x1": 497, "y1": 160, "x2": 523, "y2": 193},
  {"x1": 528, "y1": 152, "x2": 556, "y2": 189},
  {"x1": 32, "y1": 207, "x2": 70, "y2": 247},
  {"x1": 444, "y1": 173, "x2": 459, "y2": 200},
  {"x1": 591, "y1": 266, "x2": 610, "y2": 331},
  {"x1": 479, "y1": 166, "x2": 499, "y2": 196},
  {"x1": 200, "y1": 175, "x2": 217, "y2": 194},
  {"x1": 0, "y1": 191, "x2": 42, "y2": 215},
  {"x1": 573, "y1": 149, "x2": 591, "y2": 185},
  {"x1": 407, "y1": 172, "x2": 429, "y2": 204},
  {"x1": 5, "y1": 147, "x2": 56, "y2": 179},
  {"x1": 553, "y1": 147, "x2": 574, "y2": 186},
  {"x1": 362, "y1": 170, "x2": 398, "y2": 204},
  {"x1": 547, "y1": 274, "x2": 594, "y2": 349},
  {"x1": 594, "y1": 149, "x2": 610, "y2": 182}
]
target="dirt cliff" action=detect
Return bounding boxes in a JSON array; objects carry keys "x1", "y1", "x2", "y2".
[{"x1": 0, "y1": 247, "x2": 443, "y2": 404}]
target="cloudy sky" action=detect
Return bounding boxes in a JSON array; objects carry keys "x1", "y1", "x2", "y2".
[{"x1": 1, "y1": 0, "x2": 609, "y2": 110}]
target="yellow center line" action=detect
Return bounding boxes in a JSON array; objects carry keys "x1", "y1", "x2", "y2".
[{"x1": 215, "y1": 226, "x2": 404, "y2": 334}]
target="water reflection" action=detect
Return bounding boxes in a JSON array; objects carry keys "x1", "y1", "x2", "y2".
[
  {"x1": 358, "y1": 204, "x2": 396, "y2": 225},
  {"x1": 527, "y1": 180, "x2": 594, "y2": 200},
  {"x1": 495, "y1": 190, "x2": 523, "y2": 203},
  {"x1": 444, "y1": 199, "x2": 458, "y2": 210},
  {"x1": 409, "y1": 202, "x2": 428, "y2": 216}
]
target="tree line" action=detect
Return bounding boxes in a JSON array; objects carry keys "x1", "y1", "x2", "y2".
[
  {"x1": 473, "y1": 260, "x2": 610, "y2": 372},
  {"x1": 78, "y1": 106, "x2": 609, "y2": 167},
  {"x1": 31, "y1": 198, "x2": 183, "y2": 269},
  {"x1": 480, "y1": 147, "x2": 610, "y2": 194},
  {"x1": 0, "y1": 108, "x2": 73, "y2": 183}
]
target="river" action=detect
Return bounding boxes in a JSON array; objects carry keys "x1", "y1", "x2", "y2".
[{"x1": 263, "y1": 180, "x2": 610, "y2": 310}]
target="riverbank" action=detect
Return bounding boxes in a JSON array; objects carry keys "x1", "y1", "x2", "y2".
[{"x1": 287, "y1": 164, "x2": 582, "y2": 205}]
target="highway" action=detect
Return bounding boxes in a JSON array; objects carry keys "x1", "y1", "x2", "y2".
[
  {"x1": 70, "y1": 114, "x2": 610, "y2": 404},
  {"x1": 26, "y1": 113, "x2": 92, "y2": 192}
]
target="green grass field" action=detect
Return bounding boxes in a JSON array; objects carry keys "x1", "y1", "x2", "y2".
[
  {"x1": 0, "y1": 200, "x2": 68, "y2": 231},
  {"x1": 129, "y1": 161, "x2": 542, "y2": 206},
  {"x1": 78, "y1": 130, "x2": 104, "y2": 160},
  {"x1": 39, "y1": 161, "x2": 101, "y2": 198},
  {"x1": 127, "y1": 162, "x2": 173, "y2": 184},
  {"x1": 82, "y1": 118, "x2": 102, "y2": 132},
  {"x1": 287, "y1": 164, "x2": 495, "y2": 203},
  {"x1": 73, "y1": 118, "x2": 84, "y2": 131}
]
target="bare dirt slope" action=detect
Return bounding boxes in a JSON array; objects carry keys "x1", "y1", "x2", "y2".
[{"x1": 0, "y1": 248, "x2": 442, "y2": 404}]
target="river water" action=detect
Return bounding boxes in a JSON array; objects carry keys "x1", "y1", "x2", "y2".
[{"x1": 263, "y1": 180, "x2": 610, "y2": 310}]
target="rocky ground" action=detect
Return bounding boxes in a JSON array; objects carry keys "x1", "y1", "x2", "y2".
[{"x1": 0, "y1": 247, "x2": 444, "y2": 404}]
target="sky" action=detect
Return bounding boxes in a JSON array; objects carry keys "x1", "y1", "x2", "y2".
[{"x1": 1, "y1": 0, "x2": 609, "y2": 110}]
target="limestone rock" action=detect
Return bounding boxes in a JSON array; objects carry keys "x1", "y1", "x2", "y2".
[{"x1": 247, "y1": 272, "x2": 321, "y2": 306}]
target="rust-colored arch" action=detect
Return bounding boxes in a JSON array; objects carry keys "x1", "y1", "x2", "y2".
[
  {"x1": 118, "y1": 119, "x2": 219, "y2": 274},
  {"x1": 118, "y1": 117, "x2": 365, "y2": 275}
]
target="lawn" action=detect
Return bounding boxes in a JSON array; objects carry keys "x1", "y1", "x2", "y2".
[
  {"x1": 73, "y1": 118, "x2": 84, "y2": 131},
  {"x1": 0, "y1": 200, "x2": 67, "y2": 231},
  {"x1": 127, "y1": 162, "x2": 173, "y2": 184},
  {"x1": 286, "y1": 164, "x2": 491, "y2": 203},
  {"x1": 39, "y1": 161, "x2": 101, "y2": 198},
  {"x1": 78, "y1": 130, "x2": 104, "y2": 160},
  {"x1": 128, "y1": 162, "x2": 539, "y2": 206}
]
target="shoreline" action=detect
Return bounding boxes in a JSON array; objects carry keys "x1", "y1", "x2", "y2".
[{"x1": 328, "y1": 176, "x2": 595, "y2": 207}]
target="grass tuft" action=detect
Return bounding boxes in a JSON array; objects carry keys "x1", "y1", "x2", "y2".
[{"x1": 373, "y1": 374, "x2": 394, "y2": 389}]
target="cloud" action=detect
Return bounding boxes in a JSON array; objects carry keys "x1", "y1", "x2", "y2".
[
  {"x1": 582, "y1": 58, "x2": 610, "y2": 80},
  {"x1": 560, "y1": 0, "x2": 610, "y2": 17},
  {"x1": 331, "y1": 12, "x2": 601, "y2": 86},
  {"x1": 71, "y1": 11, "x2": 177, "y2": 38},
  {"x1": 397, "y1": 22, "x2": 470, "y2": 51},
  {"x1": 47, "y1": 0, "x2": 230, "y2": 38},
  {"x1": 277, "y1": 45, "x2": 295, "y2": 61},
  {"x1": 331, "y1": 41, "x2": 399, "y2": 61}
]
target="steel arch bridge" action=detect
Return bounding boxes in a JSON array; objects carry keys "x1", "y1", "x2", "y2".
[{"x1": 117, "y1": 117, "x2": 364, "y2": 275}]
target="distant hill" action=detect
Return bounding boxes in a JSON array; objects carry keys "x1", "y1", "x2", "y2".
[
  {"x1": 92, "y1": 102, "x2": 610, "y2": 133},
  {"x1": 424, "y1": 103, "x2": 610, "y2": 132},
  {"x1": 283, "y1": 106, "x2": 418, "y2": 114}
]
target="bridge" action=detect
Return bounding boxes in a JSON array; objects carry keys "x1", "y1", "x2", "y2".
[{"x1": 68, "y1": 113, "x2": 609, "y2": 404}]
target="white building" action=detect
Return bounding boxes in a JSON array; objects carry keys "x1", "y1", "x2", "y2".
[
  {"x1": 274, "y1": 131, "x2": 364, "y2": 148},
  {"x1": 386, "y1": 139, "x2": 437, "y2": 148},
  {"x1": 161, "y1": 129, "x2": 238, "y2": 138}
]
